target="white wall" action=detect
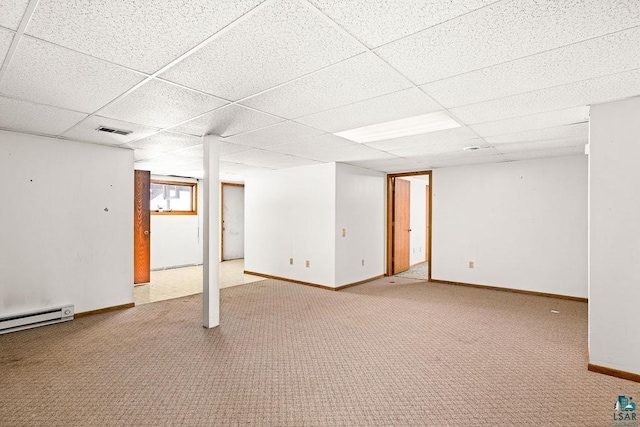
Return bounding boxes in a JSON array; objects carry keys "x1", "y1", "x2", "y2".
[
  {"x1": 0, "y1": 130, "x2": 133, "y2": 316},
  {"x1": 335, "y1": 163, "x2": 385, "y2": 286},
  {"x1": 432, "y1": 155, "x2": 588, "y2": 298},
  {"x1": 149, "y1": 175, "x2": 203, "y2": 270},
  {"x1": 406, "y1": 176, "x2": 429, "y2": 266},
  {"x1": 589, "y1": 96, "x2": 640, "y2": 375},
  {"x1": 245, "y1": 163, "x2": 337, "y2": 287}
]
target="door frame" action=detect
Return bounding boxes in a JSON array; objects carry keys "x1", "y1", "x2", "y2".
[
  {"x1": 220, "y1": 182, "x2": 245, "y2": 261},
  {"x1": 386, "y1": 170, "x2": 432, "y2": 280},
  {"x1": 425, "y1": 184, "x2": 430, "y2": 263}
]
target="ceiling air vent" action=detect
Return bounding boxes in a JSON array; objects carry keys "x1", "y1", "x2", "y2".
[{"x1": 96, "y1": 126, "x2": 132, "y2": 136}]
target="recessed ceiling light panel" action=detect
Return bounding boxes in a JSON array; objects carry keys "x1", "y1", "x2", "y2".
[{"x1": 333, "y1": 111, "x2": 460, "y2": 143}]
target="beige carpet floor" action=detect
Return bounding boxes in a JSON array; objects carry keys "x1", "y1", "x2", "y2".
[{"x1": 1, "y1": 276, "x2": 638, "y2": 426}]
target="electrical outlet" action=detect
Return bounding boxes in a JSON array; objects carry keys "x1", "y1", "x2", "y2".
[
  {"x1": 342, "y1": 229, "x2": 346, "y2": 237},
  {"x1": 305, "y1": 260, "x2": 310, "y2": 268},
  {"x1": 289, "y1": 258, "x2": 293, "y2": 265},
  {"x1": 361, "y1": 259, "x2": 365, "y2": 266},
  {"x1": 468, "y1": 261, "x2": 474, "y2": 269}
]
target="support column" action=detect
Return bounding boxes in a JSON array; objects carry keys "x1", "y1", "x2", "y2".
[{"x1": 203, "y1": 134, "x2": 220, "y2": 328}]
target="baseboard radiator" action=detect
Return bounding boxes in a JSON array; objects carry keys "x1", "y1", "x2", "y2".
[{"x1": 0, "y1": 305, "x2": 74, "y2": 335}]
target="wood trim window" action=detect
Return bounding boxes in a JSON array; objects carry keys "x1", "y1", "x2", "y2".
[{"x1": 150, "y1": 180, "x2": 197, "y2": 215}]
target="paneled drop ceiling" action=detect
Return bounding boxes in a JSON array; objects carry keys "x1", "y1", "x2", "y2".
[{"x1": 0, "y1": 0, "x2": 639, "y2": 180}]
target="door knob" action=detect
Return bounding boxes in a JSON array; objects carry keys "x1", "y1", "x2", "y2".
[
  {"x1": 144, "y1": 230, "x2": 150, "y2": 236},
  {"x1": 409, "y1": 229, "x2": 412, "y2": 232}
]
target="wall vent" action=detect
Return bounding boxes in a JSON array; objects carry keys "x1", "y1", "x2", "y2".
[
  {"x1": 96, "y1": 126, "x2": 132, "y2": 136},
  {"x1": 0, "y1": 305, "x2": 74, "y2": 335}
]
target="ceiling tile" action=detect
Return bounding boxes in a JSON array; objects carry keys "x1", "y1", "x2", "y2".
[
  {"x1": 135, "y1": 153, "x2": 195, "y2": 172},
  {"x1": 495, "y1": 137, "x2": 587, "y2": 155},
  {"x1": 152, "y1": 160, "x2": 205, "y2": 179},
  {"x1": 268, "y1": 133, "x2": 356, "y2": 157},
  {"x1": 375, "y1": 0, "x2": 640, "y2": 84},
  {"x1": 0, "y1": 0, "x2": 29, "y2": 30},
  {"x1": 220, "y1": 162, "x2": 273, "y2": 175},
  {"x1": 170, "y1": 104, "x2": 284, "y2": 137},
  {"x1": 0, "y1": 28, "x2": 13, "y2": 63},
  {"x1": 99, "y1": 78, "x2": 227, "y2": 128},
  {"x1": 422, "y1": 27, "x2": 640, "y2": 108},
  {"x1": 126, "y1": 131, "x2": 201, "y2": 152},
  {"x1": 61, "y1": 115, "x2": 160, "y2": 146},
  {"x1": 470, "y1": 107, "x2": 589, "y2": 138},
  {"x1": 486, "y1": 123, "x2": 588, "y2": 145},
  {"x1": 388, "y1": 138, "x2": 487, "y2": 158},
  {"x1": 164, "y1": 160, "x2": 204, "y2": 171},
  {"x1": 306, "y1": 144, "x2": 396, "y2": 163},
  {"x1": 365, "y1": 126, "x2": 478, "y2": 152},
  {"x1": 346, "y1": 157, "x2": 425, "y2": 173},
  {"x1": 450, "y1": 68, "x2": 640, "y2": 124},
  {"x1": 25, "y1": 0, "x2": 265, "y2": 73},
  {"x1": 0, "y1": 37, "x2": 145, "y2": 113},
  {"x1": 222, "y1": 149, "x2": 321, "y2": 168},
  {"x1": 223, "y1": 121, "x2": 324, "y2": 148},
  {"x1": 346, "y1": 157, "x2": 410, "y2": 168},
  {"x1": 160, "y1": 0, "x2": 365, "y2": 100},
  {"x1": 408, "y1": 144, "x2": 497, "y2": 162},
  {"x1": 506, "y1": 146, "x2": 586, "y2": 161},
  {"x1": 308, "y1": 0, "x2": 498, "y2": 48},
  {"x1": 220, "y1": 141, "x2": 255, "y2": 156},
  {"x1": 133, "y1": 148, "x2": 162, "y2": 162},
  {"x1": 220, "y1": 161, "x2": 243, "y2": 171},
  {"x1": 240, "y1": 52, "x2": 412, "y2": 119},
  {"x1": 421, "y1": 152, "x2": 508, "y2": 169},
  {"x1": 0, "y1": 95, "x2": 87, "y2": 136},
  {"x1": 294, "y1": 87, "x2": 442, "y2": 133},
  {"x1": 174, "y1": 145, "x2": 204, "y2": 159}
]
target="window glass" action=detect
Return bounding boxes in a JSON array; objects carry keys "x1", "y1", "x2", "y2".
[{"x1": 150, "y1": 181, "x2": 196, "y2": 215}]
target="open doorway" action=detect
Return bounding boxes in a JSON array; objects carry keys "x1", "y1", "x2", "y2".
[
  {"x1": 133, "y1": 178, "x2": 264, "y2": 305},
  {"x1": 221, "y1": 182, "x2": 245, "y2": 261},
  {"x1": 386, "y1": 171, "x2": 432, "y2": 281}
]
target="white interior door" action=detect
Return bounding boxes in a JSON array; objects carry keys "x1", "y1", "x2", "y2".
[{"x1": 222, "y1": 184, "x2": 244, "y2": 260}]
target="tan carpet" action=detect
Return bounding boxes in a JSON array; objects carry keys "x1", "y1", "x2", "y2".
[{"x1": 1, "y1": 277, "x2": 638, "y2": 426}]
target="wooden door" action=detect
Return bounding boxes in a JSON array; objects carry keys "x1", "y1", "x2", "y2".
[
  {"x1": 221, "y1": 183, "x2": 245, "y2": 261},
  {"x1": 134, "y1": 170, "x2": 150, "y2": 284},
  {"x1": 425, "y1": 185, "x2": 430, "y2": 262},
  {"x1": 393, "y1": 178, "x2": 411, "y2": 274}
]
